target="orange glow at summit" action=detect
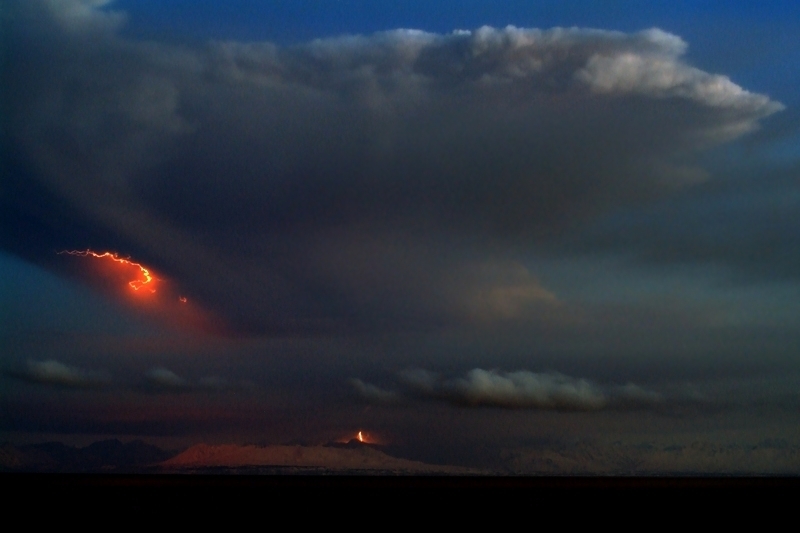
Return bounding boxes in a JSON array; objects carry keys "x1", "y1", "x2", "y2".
[{"x1": 337, "y1": 430, "x2": 382, "y2": 445}]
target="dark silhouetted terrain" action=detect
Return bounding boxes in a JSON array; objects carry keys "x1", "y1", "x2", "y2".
[
  {"x1": 5, "y1": 437, "x2": 800, "y2": 475},
  {"x1": 0, "y1": 439, "x2": 175, "y2": 472}
]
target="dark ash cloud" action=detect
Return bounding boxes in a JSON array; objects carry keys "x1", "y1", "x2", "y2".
[
  {"x1": 570, "y1": 166, "x2": 800, "y2": 283},
  {"x1": 8, "y1": 359, "x2": 111, "y2": 389},
  {"x1": 2, "y1": 0, "x2": 783, "y2": 335}
]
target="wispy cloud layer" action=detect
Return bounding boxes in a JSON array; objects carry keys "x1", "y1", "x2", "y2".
[
  {"x1": 349, "y1": 378, "x2": 400, "y2": 403},
  {"x1": 445, "y1": 369, "x2": 608, "y2": 409},
  {"x1": 354, "y1": 368, "x2": 662, "y2": 410},
  {"x1": 143, "y1": 367, "x2": 234, "y2": 393},
  {"x1": 145, "y1": 367, "x2": 189, "y2": 391},
  {"x1": 8, "y1": 360, "x2": 110, "y2": 389}
]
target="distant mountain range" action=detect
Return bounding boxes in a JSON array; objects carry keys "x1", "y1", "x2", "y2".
[
  {"x1": 0, "y1": 438, "x2": 479, "y2": 474},
  {"x1": 160, "y1": 440, "x2": 480, "y2": 474},
  {"x1": 4, "y1": 437, "x2": 799, "y2": 474},
  {"x1": 0, "y1": 439, "x2": 175, "y2": 473},
  {"x1": 501, "y1": 439, "x2": 800, "y2": 475}
]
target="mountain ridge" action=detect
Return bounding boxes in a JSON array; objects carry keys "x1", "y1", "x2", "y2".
[{"x1": 159, "y1": 442, "x2": 480, "y2": 474}]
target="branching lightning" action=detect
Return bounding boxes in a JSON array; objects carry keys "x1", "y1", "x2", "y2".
[{"x1": 58, "y1": 249, "x2": 157, "y2": 292}]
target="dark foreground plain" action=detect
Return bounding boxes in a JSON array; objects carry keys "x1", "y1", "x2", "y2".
[{"x1": 4, "y1": 474, "x2": 799, "y2": 516}]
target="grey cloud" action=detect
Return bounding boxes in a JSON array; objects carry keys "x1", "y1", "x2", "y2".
[
  {"x1": 143, "y1": 367, "x2": 238, "y2": 393},
  {"x1": 3, "y1": 0, "x2": 783, "y2": 334},
  {"x1": 397, "y1": 368, "x2": 439, "y2": 393},
  {"x1": 612, "y1": 383, "x2": 664, "y2": 406},
  {"x1": 576, "y1": 29, "x2": 778, "y2": 113},
  {"x1": 445, "y1": 262, "x2": 558, "y2": 322},
  {"x1": 444, "y1": 369, "x2": 607, "y2": 410},
  {"x1": 349, "y1": 378, "x2": 399, "y2": 403},
  {"x1": 145, "y1": 367, "x2": 189, "y2": 391},
  {"x1": 31, "y1": 0, "x2": 126, "y2": 34},
  {"x1": 571, "y1": 165, "x2": 800, "y2": 283},
  {"x1": 8, "y1": 360, "x2": 111, "y2": 389},
  {"x1": 360, "y1": 368, "x2": 662, "y2": 411}
]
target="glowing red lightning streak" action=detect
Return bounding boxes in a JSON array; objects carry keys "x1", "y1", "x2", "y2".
[{"x1": 58, "y1": 250, "x2": 157, "y2": 292}]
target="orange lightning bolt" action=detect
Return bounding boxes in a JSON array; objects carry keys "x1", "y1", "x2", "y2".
[{"x1": 58, "y1": 249, "x2": 157, "y2": 292}]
